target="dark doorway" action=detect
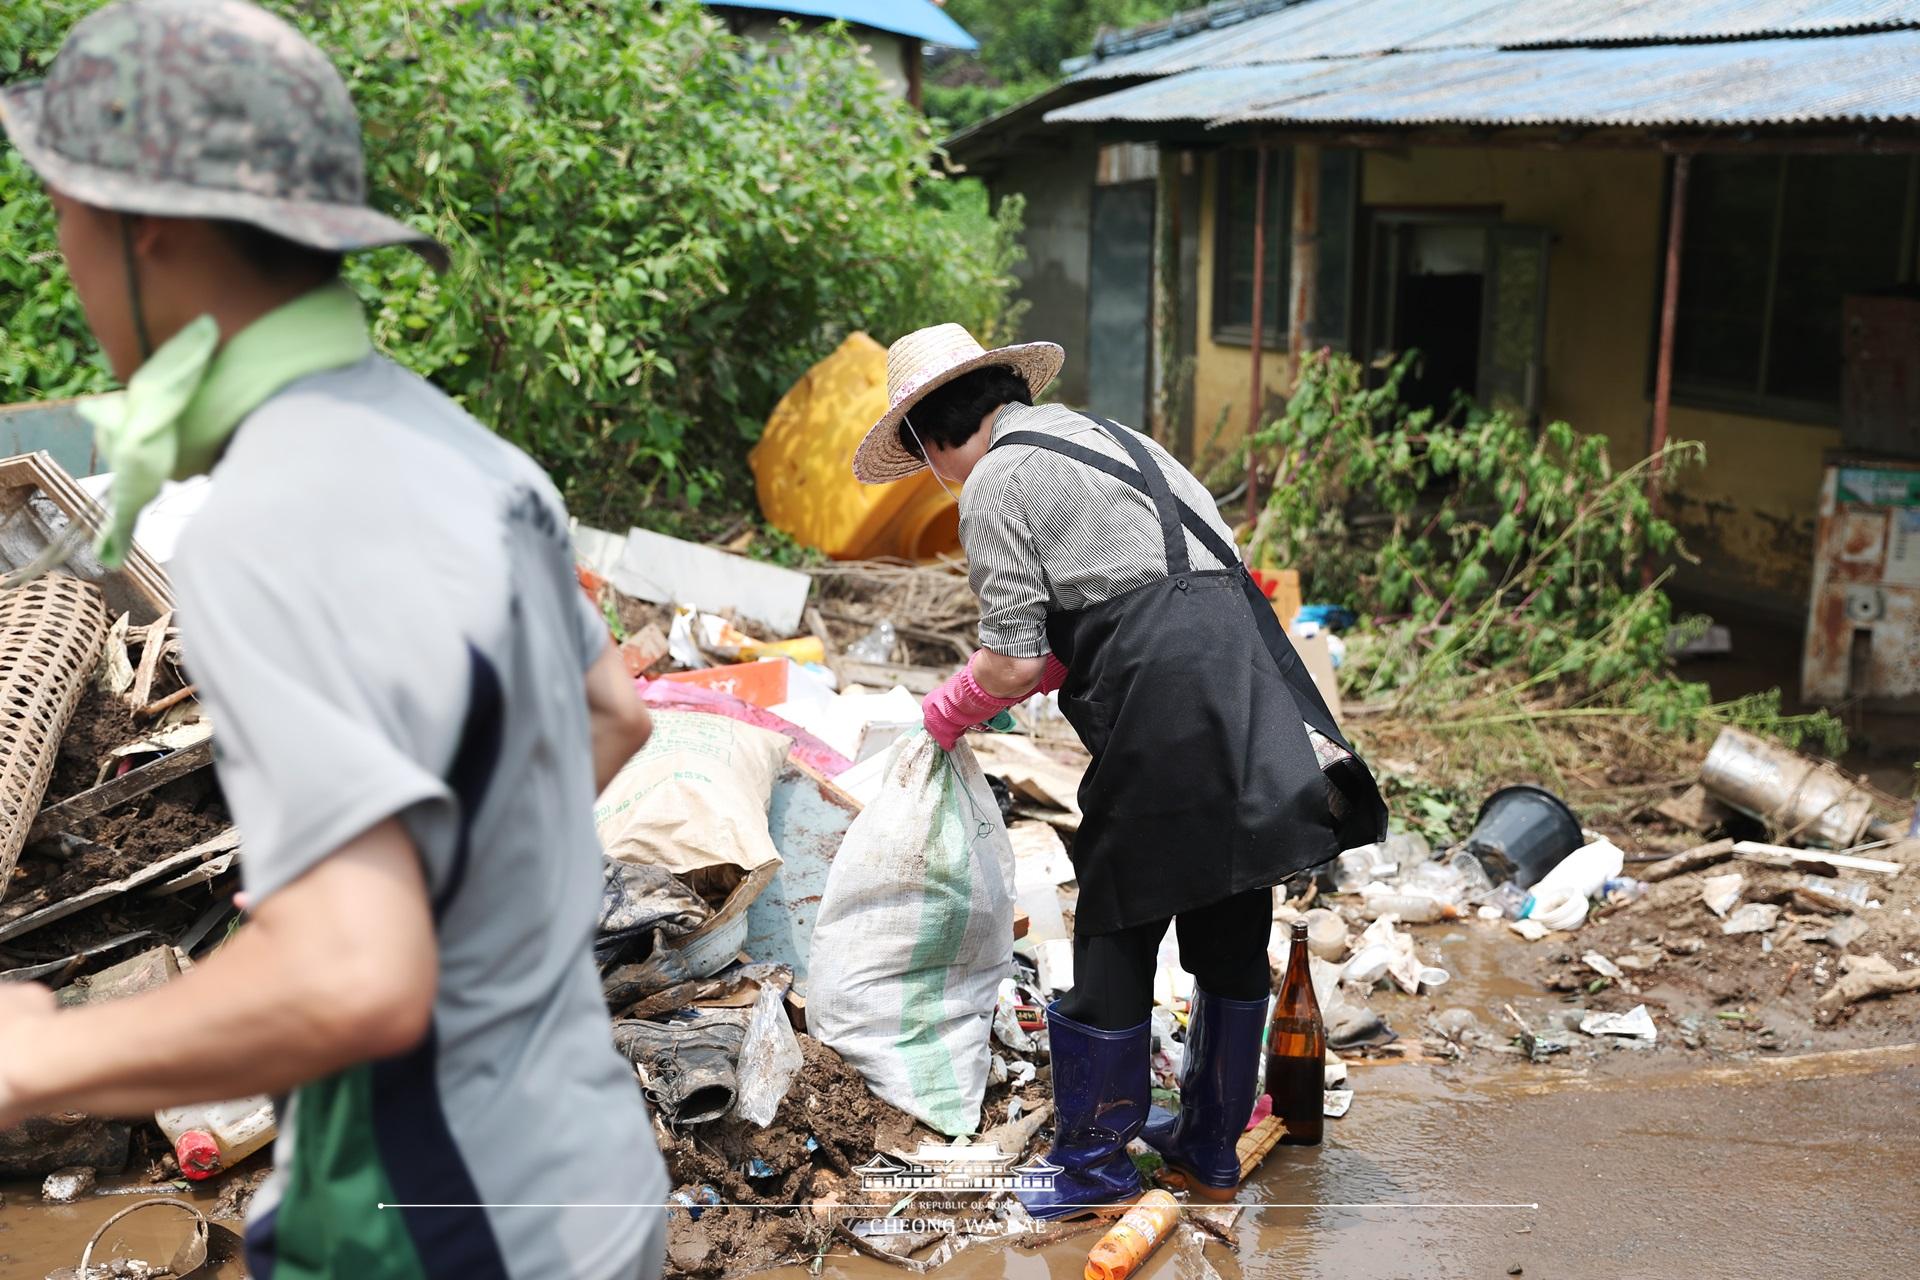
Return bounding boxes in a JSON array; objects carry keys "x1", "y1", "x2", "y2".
[
  {"x1": 1087, "y1": 181, "x2": 1155, "y2": 427},
  {"x1": 1364, "y1": 216, "x2": 1550, "y2": 421}
]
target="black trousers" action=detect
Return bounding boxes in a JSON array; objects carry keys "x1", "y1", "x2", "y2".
[{"x1": 1054, "y1": 886, "x2": 1274, "y2": 1031}]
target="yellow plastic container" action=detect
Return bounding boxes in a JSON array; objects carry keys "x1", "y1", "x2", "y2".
[{"x1": 749, "y1": 332, "x2": 961, "y2": 562}]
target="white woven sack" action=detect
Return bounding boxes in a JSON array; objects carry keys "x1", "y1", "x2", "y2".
[{"x1": 807, "y1": 732, "x2": 1015, "y2": 1136}]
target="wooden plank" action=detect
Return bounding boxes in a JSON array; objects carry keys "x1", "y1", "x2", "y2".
[
  {"x1": 128, "y1": 609, "x2": 173, "y2": 710},
  {"x1": 26, "y1": 737, "x2": 214, "y2": 840},
  {"x1": 0, "y1": 829, "x2": 238, "y2": 944},
  {"x1": 0, "y1": 450, "x2": 173, "y2": 623},
  {"x1": 841, "y1": 659, "x2": 944, "y2": 695},
  {"x1": 1657, "y1": 783, "x2": 1734, "y2": 835},
  {"x1": 1641, "y1": 838, "x2": 1736, "y2": 882},
  {"x1": 1732, "y1": 841, "x2": 1902, "y2": 877},
  {"x1": 1236, "y1": 1114, "x2": 1288, "y2": 1179}
]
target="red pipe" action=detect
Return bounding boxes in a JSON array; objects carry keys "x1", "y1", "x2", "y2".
[
  {"x1": 1244, "y1": 143, "x2": 1269, "y2": 531},
  {"x1": 1648, "y1": 154, "x2": 1691, "y2": 519}
]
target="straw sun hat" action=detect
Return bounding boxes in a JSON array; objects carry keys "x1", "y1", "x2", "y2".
[{"x1": 852, "y1": 324, "x2": 1064, "y2": 484}]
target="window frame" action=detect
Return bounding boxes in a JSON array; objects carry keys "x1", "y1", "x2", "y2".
[
  {"x1": 1653, "y1": 152, "x2": 1920, "y2": 427},
  {"x1": 1210, "y1": 146, "x2": 1293, "y2": 347}
]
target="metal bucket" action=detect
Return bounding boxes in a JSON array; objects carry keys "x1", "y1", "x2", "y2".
[
  {"x1": 1700, "y1": 727, "x2": 1872, "y2": 850},
  {"x1": 1462, "y1": 785, "x2": 1584, "y2": 889}
]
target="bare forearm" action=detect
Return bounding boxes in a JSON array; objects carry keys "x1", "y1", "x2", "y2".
[
  {"x1": 0, "y1": 821, "x2": 437, "y2": 1124},
  {"x1": 14, "y1": 928, "x2": 392, "y2": 1116}
]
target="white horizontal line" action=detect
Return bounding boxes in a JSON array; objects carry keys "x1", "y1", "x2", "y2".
[{"x1": 378, "y1": 1202, "x2": 1542, "y2": 1211}]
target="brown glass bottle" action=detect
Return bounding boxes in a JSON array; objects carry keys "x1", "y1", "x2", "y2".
[{"x1": 1268, "y1": 920, "x2": 1326, "y2": 1145}]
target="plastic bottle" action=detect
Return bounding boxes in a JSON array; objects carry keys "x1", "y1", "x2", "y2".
[
  {"x1": 155, "y1": 1096, "x2": 276, "y2": 1180},
  {"x1": 1085, "y1": 1189, "x2": 1182, "y2": 1280},
  {"x1": 1360, "y1": 887, "x2": 1461, "y2": 923}
]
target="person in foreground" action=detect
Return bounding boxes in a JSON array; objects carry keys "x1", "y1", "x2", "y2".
[
  {"x1": 853, "y1": 325, "x2": 1386, "y2": 1219},
  {"x1": 0, "y1": 2, "x2": 666, "y2": 1276}
]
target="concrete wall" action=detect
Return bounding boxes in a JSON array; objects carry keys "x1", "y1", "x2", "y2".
[
  {"x1": 992, "y1": 140, "x2": 1097, "y2": 407},
  {"x1": 1185, "y1": 143, "x2": 1833, "y2": 611},
  {"x1": 734, "y1": 17, "x2": 913, "y2": 97}
]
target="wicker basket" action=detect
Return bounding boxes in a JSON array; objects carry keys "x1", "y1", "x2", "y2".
[{"x1": 1, "y1": 574, "x2": 108, "y2": 899}]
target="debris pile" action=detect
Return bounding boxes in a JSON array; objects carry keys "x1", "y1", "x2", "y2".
[{"x1": 1306, "y1": 720, "x2": 1917, "y2": 1066}]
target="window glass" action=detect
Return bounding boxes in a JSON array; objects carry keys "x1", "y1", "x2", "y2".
[
  {"x1": 1672, "y1": 156, "x2": 1775, "y2": 397},
  {"x1": 1765, "y1": 155, "x2": 1910, "y2": 403},
  {"x1": 1214, "y1": 148, "x2": 1291, "y2": 335}
]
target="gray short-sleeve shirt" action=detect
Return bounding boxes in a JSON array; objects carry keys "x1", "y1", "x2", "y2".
[
  {"x1": 959, "y1": 403, "x2": 1237, "y2": 658},
  {"x1": 171, "y1": 354, "x2": 665, "y2": 1280}
]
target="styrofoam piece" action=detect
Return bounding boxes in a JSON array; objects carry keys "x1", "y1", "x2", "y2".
[{"x1": 612, "y1": 526, "x2": 811, "y2": 634}]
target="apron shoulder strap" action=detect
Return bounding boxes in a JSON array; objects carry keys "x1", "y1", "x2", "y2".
[
  {"x1": 1079, "y1": 414, "x2": 1191, "y2": 576},
  {"x1": 991, "y1": 422, "x2": 1351, "y2": 748},
  {"x1": 993, "y1": 428, "x2": 1239, "y2": 569}
]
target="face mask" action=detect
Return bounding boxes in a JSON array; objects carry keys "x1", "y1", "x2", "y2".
[{"x1": 905, "y1": 415, "x2": 963, "y2": 505}]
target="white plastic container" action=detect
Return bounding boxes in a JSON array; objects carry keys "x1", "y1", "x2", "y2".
[
  {"x1": 1528, "y1": 838, "x2": 1624, "y2": 902},
  {"x1": 156, "y1": 1096, "x2": 276, "y2": 1180}
]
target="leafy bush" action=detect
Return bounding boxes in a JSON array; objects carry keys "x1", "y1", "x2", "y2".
[
  {"x1": 1251, "y1": 350, "x2": 1843, "y2": 763},
  {"x1": 1, "y1": 0, "x2": 1025, "y2": 525}
]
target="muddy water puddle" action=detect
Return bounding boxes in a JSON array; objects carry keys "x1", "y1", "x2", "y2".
[{"x1": 0, "y1": 1180, "x2": 245, "y2": 1279}]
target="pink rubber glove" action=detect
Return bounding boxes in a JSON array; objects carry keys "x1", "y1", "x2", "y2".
[
  {"x1": 1036, "y1": 653, "x2": 1069, "y2": 695},
  {"x1": 923, "y1": 657, "x2": 1027, "y2": 751}
]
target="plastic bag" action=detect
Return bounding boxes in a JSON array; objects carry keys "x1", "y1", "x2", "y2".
[
  {"x1": 734, "y1": 979, "x2": 805, "y2": 1128},
  {"x1": 807, "y1": 733, "x2": 1015, "y2": 1135}
]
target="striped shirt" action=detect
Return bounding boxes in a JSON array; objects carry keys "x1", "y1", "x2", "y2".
[{"x1": 960, "y1": 402, "x2": 1237, "y2": 658}]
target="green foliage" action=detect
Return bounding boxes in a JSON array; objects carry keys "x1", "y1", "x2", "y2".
[
  {"x1": 1, "y1": 0, "x2": 1025, "y2": 527},
  {"x1": 929, "y1": 0, "x2": 1188, "y2": 129},
  {"x1": 1253, "y1": 350, "x2": 1845, "y2": 783},
  {"x1": 0, "y1": 0, "x2": 112, "y2": 401}
]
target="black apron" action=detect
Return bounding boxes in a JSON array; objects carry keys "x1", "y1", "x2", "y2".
[{"x1": 991, "y1": 415, "x2": 1387, "y2": 935}]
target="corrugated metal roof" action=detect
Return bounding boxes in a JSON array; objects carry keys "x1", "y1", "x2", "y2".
[
  {"x1": 1075, "y1": 0, "x2": 1920, "y2": 79},
  {"x1": 706, "y1": 1, "x2": 977, "y2": 50},
  {"x1": 1048, "y1": 27, "x2": 1920, "y2": 127}
]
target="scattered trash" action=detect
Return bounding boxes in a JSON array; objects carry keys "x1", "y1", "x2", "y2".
[
  {"x1": 1812, "y1": 916, "x2": 1870, "y2": 949},
  {"x1": 669, "y1": 1185, "x2": 724, "y2": 1220},
  {"x1": 154, "y1": 1095, "x2": 275, "y2": 1181},
  {"x1": 1521, "y1": 886, "x2": 1589, "y2": 933},
  {"x1": 1462, "y1": 785, "x2": 1584, "y2": 888},
  {"x1": 1322, "y1": 1089, "x2": 1354, "y2": 1118},
  {"x1": 1816, "y1": 953, "x2": 1920, "y2": 1013},
  {"x1": 43, "y1": 1165, "x2": 96, "y2": 1204},
  {"x1": 1578, "y1": 1005, "x2": 1658, "y2": 1041},
  {"x1": 1721, "y1": 903, "x2": 1782, "y2": 936},
  {"x1": 1700, "y1": 872, "x2": 1746, "y2": 918},
  {"x1": 733, "y1": 977, "x2": 805, "y2": 1127},
  {"x1": 1085, "y1": 1188, "x2": 1182, "y2": 1280},
  {"x1": 1701, "y1": 727, "x2": 1875, "y2": 850},
  {"x1": 1303, "y1": 907, "x2": 1350, "y2": 961},
  {"x1": 613, "y1": 1005, "x2": 751, "y2": 1125},
  {"x1": 845, "y1": 620, "x2": 899, "y2": 665},
  {"x1": 611, "y1": 527, "x2": 813, "y2": 636},
  {"x1": 1793, "y1": 876, "x2": 1870, "y2": 915},
  {"x1": 1581, "y1": 953, "x2": 1623, "y2": 980}
]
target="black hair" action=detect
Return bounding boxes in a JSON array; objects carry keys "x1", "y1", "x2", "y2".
[
  {"x1": 898, "y1": 364, "x2": 1033, "y2": 458},
  {"x1": 213, "y1": 219, "x2": 346, "y2": 284}
]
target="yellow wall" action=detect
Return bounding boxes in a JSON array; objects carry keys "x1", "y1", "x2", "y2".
[
  {"x1": 1192, "y1": 153, "x2": 1294, "y2": 471},
  {"x1": 1188, "y1": 144, "x2": 1832, "y2": 607}
]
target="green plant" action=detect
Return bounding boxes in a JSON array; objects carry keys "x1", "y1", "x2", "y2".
[
  {"x1": 1, "y1": 0, "x2": 1025, "y2": 529},
  {"x1": 1253, "y1": 350, "x2": 1844, "y2": 814}
]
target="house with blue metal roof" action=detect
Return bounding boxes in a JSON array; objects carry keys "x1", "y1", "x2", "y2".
[
  {"x1": 950, "y1": 1, "x2": 1920, "y2": 708},
  {"x1": 704, "y1": 2, "x2": 976, "y2": 106}
]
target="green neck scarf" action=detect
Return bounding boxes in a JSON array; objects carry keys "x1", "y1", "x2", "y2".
[{"x1": 80, "y1": 282, "x2": 373, "y2": 567}]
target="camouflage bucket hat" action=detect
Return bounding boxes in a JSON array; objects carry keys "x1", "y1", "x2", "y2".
[{"x1": 0, "y1": 0, "x2": 447, "y2": 270}]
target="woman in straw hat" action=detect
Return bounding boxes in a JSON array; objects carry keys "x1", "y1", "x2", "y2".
[{"x1": 853, "y1": 324, "x2": 1385, "y2": 1219}]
